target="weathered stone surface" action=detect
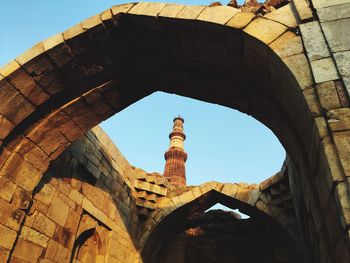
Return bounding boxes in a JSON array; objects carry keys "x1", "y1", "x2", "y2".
[
  {"x1": 0, "y1": 224, "x2": 17, "y2": 250},
  {"x1": 0, "y1": 247, "x2": 10, "y2": 262},
  {"x1": 293, "y1": 0, "x2": 313, "y2": 20},
  {"x1": 110, "y1": 3, "x2": 136, "y2": 16},
  {"x1": 0, "y1": 94, "x2": 35, "y2": 125},
  {"x1": 316, "y1": 81, "x2": 341, "y2": 111},
  {"x1": 303, "y1": 88, "x2": 322, "y2": 116},
  {"x1": 0, "y1": 197, "x2": 25, "y2": 231},
  {"x1": 327, "y1": 108, "x2": 350, "y2": 132},
  {"x1": 27, "y1": 228, "x2": 50, "y2": 247},
  {"x1": 269, "y1": 31, "x2": 303, "y2": 58},
  {"x1": 0, "y1": 115, "x2": 14, "y2": 140},
  {"x1": 317, "y1": 3, "x2": 350, "y2": 22},
  {"x1": 177, "y1": 5, "x2": 206, "y2": 19},
  {"x1": 282, "y1": 53, "x2": 313, "y2": 89},
  {"x1": 334, "y1": 51, "x2": 350, "y2": 78},
  {"x1": 128, "y1": 2, "x2": 166, "y2": 16},
  {"x1": 0, "y1": 177, "x2": 16, "y2": 202},
  {"x1": 69, "y1": 187, "x2": 83, "y2": 205},
  {"x1": 335, "y1": 180, "x2": 350, "y2": 227},
  {"x1": 35, "y1": 183, "x2": 55, "y2": 205},
  {"x1": 333, "y1": 131, "x2": 350, "y2": 177},
  {"x1": 13, "y1": 239, "x2": 43, "y2": 262},
  {"x1": 321, "y1": 136, "x2": 345, "y2": 182},
  {"x1": 47, "y1": 193, "x2": 69, "y2": 226},
  {"x1": 313, "y1": 0, "x2": 350, "y2": 9},
  {"x1": 158, "y1": 3, "x2": 185, "y2": 17},
  {"x1": 311, "y1": 58, "x2": 339, "y2": 83},
  {"x1": 197, "y1": 6, "x2": 239, "y2": 25},
  {"x1": 11, "y1": 187, "x2": 31, "y2": 210},
  {"x1": 32, "y1": 212, "x2": 56, "y2": 237},
  {"x1": 226, "y1": 12, "x2": 254, "y2": 28},
  {"x1": 322, "y1": 18, "x2": 350, "y2": 52},
  {"x1": 244, "y1": 18, "x2": 287, "y2": 44},
  {"x1": 315, "y1": 117, "x2": 328, "y2": 138},
  {"x1": 299, "y1": 21, "x2": 331, "y2": 61},
  {"x1": 264, "y1": 4, "x2": 297, "y2": 28}
]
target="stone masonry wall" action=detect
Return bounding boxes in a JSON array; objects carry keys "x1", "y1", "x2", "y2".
[{"x1": 0, "y1": 126, "x2": 142, "y2": 262}]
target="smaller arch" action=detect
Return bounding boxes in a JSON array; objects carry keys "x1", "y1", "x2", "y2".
[{"x1": 140, "y1": 181, "x2": 304, "y2": 263}]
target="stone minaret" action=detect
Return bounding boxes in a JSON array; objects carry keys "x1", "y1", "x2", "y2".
[{"x1": 163, "y1": 116, "x2": 188, "y2": 187}]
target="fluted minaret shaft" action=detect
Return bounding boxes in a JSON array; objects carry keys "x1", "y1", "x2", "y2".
[{"x1": 163, "y1": 116, "x2": 187, "y2": 187}]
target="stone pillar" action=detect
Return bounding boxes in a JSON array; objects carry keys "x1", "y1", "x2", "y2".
[{"x1": 163, "y1": 116, "x2": 188, "y2": 187}]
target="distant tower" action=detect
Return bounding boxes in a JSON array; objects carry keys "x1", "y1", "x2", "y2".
[{"x1": 163, "y1": 116, "x2": 188, "y2": 187}]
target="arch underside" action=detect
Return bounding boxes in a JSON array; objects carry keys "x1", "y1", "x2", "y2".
[{"x1": 0, "y1": 2, "x2": 349, "y2": 263}]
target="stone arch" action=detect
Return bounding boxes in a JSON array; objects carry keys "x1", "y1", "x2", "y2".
[
  {"x1": 0, "y1": 1, "x2": 315, "y2": 201},
  {"x1": 140, "y1": 181, "x2": 301, "y2": 262},
  {"x1": 0, "y1": 1, "x2": 349, "y2": 262}
]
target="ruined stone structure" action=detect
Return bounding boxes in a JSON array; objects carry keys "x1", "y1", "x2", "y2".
[
  {"x1": 163, "y1": 116, "x2": 187, "y2": 187},
  {"x1": 0, "y1": 0, "x2": 350, "y2": 262}
]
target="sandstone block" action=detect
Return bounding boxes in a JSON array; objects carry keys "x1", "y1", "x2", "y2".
[
  {"x1": 317, "y1": 3, "x2": 350, "y2": 22},
  {"x1": 0, "y1": 79, "x2": 18, "y2": 111},
  {"x1": 322, "y1": 18, "x2": 350, "y2": 52},
  {"x1": 111, "y1": 3, "x2": 137, "y2": 16},
  {"x1": 13, "y1": 239, "x2": 43, "y2": 262},
  {"x1": 69, "y1": 187, "x2": 83, "y2": 205},
  {"x1": 0, "y1": 93, "x2": 35, "y2": 125},
  {"x1": 303, "y1": 88, "x2": 322, "y2": 116},
  {"x1": 0, "y1": 197, "x2": 25, "y2": 231},
  {"x1": 269, "y1": 31, "x2": 303, "y2": 58},
  {"x1": 27, "y1": 228, "x2": 49, "y2": 247},
  {"x1": 264, "y1": 4, "x2": 297, "y2": 27},
  {"x1": 0, "y1": 247, "x2": 10, "y2": 262},
  {"x1": 282, "y1": 53, "x2": 313, "y2": 89},
  {"x1": 299, "y1": 21, "x2": 331, "y2": 61},
  {"x1": 316, "y1": 81, "x2": 341, "y2": 111},
  {"x1": 333, "y1": 131, "x2": 350, "y2": 177},
  {"x1": 47, "y1": 193, "x2": 69, "y2": 226},
  {"x1": 235, "y1": 188, "x2": 251, "y2": 203},
  {"x1": 177, "y1": 5, "x2": 206, "y2": 19},
  {"x1": 315, "y1": 117, "x2": 328, "y2": 138},
  {"x1": 158, "y1": 4, "x2": 185, "y2": 17},
  {"x1": 0, "y1": 224, "x2": 17, "y2": 250},
  {"x1": 293, "y1": 0, "x2": 313, "y2": 20},
  {"x1": 0, "y1": 115, "x2": 14, "y2": 140},
  {"x1": 335, "y1": 180, "x2": 350, "y2": 227},
  {"x1": 197, "y1": 6, "x2": 239, "y2": 25},
  {"x1": 313, "y1": 0, "x2": 349, "y2": 9},
  {"x1": 11, "y1": 187, "x2": 31, "y2": 210},
  {"x1": 334, "y1": 51, "x2": 350, "y2": 77},
  {"x1": 221, "y1": 183, "x2": 238, "y2": 198},
  {"x1": 33, "y1": 212, "x2": 56, "y2": 237},
  {"x1": 35, "y1": 183, "x2": 55, "y2": 205},
  {"x1": 311, "y1": 57, "x2": 339, "y2": 83},
  {"x1": 244, "y1": 18, "x2": 287, "y2": 44},
  {"x1": 0, "y1": 177, "x2": 16, "y2": 202},
  {"x1": 128, "y1": 2, "x2": 166, "y2": 16},
  {"x1": 44, "y1": 239, "x2": 58, "y2": 261},
  {"x1": 226, "y1": 12, "x2": 254, "y2": 29},
  {"x1": 0, "y1": 60, "x2": 20, "y2": 77},
  {"x1": 15, "y1": 137, "x2": 50, "y2": 172},
  {"x1": 327, "y1": 108, "x2": 350, "y2": 131}
]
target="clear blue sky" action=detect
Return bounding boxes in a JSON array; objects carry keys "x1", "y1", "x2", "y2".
[{"x1": 0, "y1": 0, "x2": 284, "y2": 187}]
